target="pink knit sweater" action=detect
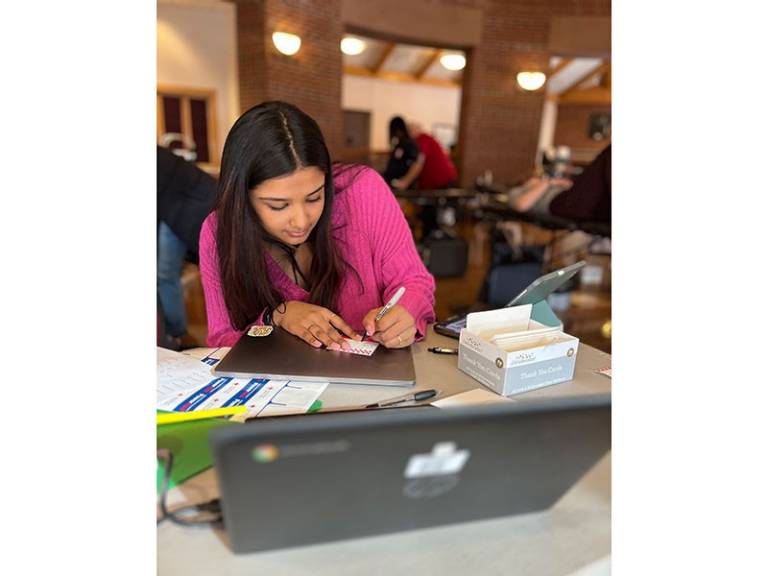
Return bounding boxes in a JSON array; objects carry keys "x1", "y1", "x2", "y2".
[{"x1": 199, "y1": 166, "x2": 437, "y2": 347}]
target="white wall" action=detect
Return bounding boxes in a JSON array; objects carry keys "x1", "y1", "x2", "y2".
[
  {"x1": 157, "y1": 0, "x2": 240, "y2": 164},
  {"x1": 537, "y1": 99, "x2": 558, "y2": 160},
  {"x1": 342, "y1": 75, "x2": 462, "y2": 150}
]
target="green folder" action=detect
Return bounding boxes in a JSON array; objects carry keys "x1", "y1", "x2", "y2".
[
  {"x1": 156, "y1": 415, "x2": 238, "y2": 493},
  {"x1": 156, "y1": 400, "x2": 324, "y2": 493}
]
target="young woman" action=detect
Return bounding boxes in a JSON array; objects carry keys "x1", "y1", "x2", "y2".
[{"x1": 199, "y1": 101, "x2": 436, "y2": 350}]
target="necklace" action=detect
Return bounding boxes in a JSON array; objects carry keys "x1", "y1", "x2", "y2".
[{"x1": 265, "y1": 237, "x2": 311, "y2": 288}]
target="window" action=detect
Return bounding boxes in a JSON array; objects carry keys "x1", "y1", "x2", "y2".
[{"x1": 157, "y1": 85, "x2": 218, "y2": 166}]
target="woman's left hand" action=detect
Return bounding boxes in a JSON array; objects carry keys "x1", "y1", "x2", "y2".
[{"x1": 362, "y1": 304, "x2": 416, "y2": 348}]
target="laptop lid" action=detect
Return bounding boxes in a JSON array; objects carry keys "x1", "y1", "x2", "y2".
[
  {"x1": 213, "y1": 328, "x2": 416, "y2": 387},
  {"x1": 211, "y1": 394, "x2": 610, "y2": 554}
]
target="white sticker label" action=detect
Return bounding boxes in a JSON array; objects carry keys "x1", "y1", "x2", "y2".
[
  {"x1": 404, "y1": 442, "x2": 471, "y2": 478},
  {"x1": 327, "y1": 338, "x2": 380, "y2": 356}
]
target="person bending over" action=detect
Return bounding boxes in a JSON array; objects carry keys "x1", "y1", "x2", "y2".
[
  {"x1": 402, "y1": 122, "x2": 458, "y2": 192},
  {"x1": 199, "y1": 101, "x2": 436, "y2": 350},
  {"x1": 382, "y1": 116, "x2": 423, "y2": 190},
  {"x1": 157, "y1": 145, "x2": 217, "y2": 349}
]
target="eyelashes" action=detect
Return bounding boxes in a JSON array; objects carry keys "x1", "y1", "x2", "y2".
[{"x1": 265, "y1": 196, "x2": 322, "y2": 211}]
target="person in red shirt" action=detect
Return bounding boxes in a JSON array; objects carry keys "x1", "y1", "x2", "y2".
[
  {"x1": 413, "y1": 123, "x2": 458, "y2": 190},
  {"x1": 391, "y1": 122, "x2": 459, "y2": 239},
  {"x1": 391, "y1": 123, "x2": 458, "y2": 191}
]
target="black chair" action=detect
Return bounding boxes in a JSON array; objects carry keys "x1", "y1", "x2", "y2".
[{"x1": 420, "y1": 229, "x2": 469, "y2": 278}]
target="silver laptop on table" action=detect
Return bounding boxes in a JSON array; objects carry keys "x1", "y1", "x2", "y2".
[
  {"x1": 213, "y1": 327, "x2": 416, "y2": 386},
  {"x1": 210, "y1": 394, "x2": 611, "y2": 554}
]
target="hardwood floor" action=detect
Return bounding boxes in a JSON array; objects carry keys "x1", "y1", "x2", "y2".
[{"x1": 180, "y1": 212, "x2": 611, "y2": 353}]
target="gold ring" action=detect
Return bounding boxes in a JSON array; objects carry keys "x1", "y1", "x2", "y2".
[{"x1": 397, "y1": 334, "x2": 403, "y2": 345}]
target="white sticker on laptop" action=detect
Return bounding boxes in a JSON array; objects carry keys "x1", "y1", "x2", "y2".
[
  {"x1": 328, "y1": 338, "x2": 379, "y2": 356},
  {"x1": 404, "y1": 442, "x2": 470, "y2": 478}
]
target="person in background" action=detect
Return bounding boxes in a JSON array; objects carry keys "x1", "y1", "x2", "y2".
[
  {"x1": 157, "y1": 145, "x2": 217, "y2": 350},
  {"x1": 549, "y1": 144, "x2": 611, "y2": 225},
  {"x1": 400, "y1": 122, "x2": 460, "y2": 238},
  {"x1": 405, "y1": 122, "x2": 458, "y2": 191},
  {"x1": 505, "y1": 174, "x2": 575, "y2": 218},
  {"x1": 199, "y1": 101, "x2": 436, "y2": 349},
  {"x1": 382, "y1": 116, "x2": 422, "y2": 190},
  {"x1": 504, "y1": 143, "x2": 611, "y2": 224}
]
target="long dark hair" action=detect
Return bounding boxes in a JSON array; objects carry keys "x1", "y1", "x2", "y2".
[
  {"x1": 388, "y1": 116, "x2": 409, "y2": 144},
  {"x1": 214, "y1": 101, "x2": 347, "y2": 330}
]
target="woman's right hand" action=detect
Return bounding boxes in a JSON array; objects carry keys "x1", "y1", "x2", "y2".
[{"x1": 272, "y1": 301, "x2": 362, "y2": 350}]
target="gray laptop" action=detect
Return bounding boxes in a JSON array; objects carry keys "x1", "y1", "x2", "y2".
[
  {"x1": 213, "y1": 327, "x2": 415, "y2": 386},
  {"x1": 210, "y1": 393, "x2": 611, "y2": 554}
]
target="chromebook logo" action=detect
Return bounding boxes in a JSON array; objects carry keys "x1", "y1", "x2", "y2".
[{"x1": 252, "y1": 443, "x2": 279, "y2": 463}]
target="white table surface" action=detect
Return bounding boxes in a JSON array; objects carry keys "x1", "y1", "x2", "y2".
[
  {"x1": 318, "y1": 327, "x2": 611, "y2": 408},
  {"x1": 158, "y1": 327, "x2": 612, "y2": 575}
]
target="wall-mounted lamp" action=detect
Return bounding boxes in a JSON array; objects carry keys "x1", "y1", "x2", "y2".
[
  {"x1": 341, "y1": 36, "x2": 366, "y2": 56},
  {"x1": 440, "y1": 53, "x2": 466, "y2": 71},
  {"x1": 516, "y1": 71, "x2": 547, "y2": 91},
  {"x1": 272, "y1": 31, "x2": 301, "y2": 56}
]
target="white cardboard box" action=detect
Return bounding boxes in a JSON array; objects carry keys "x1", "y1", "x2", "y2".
[{"x1": 458, "y1": 304, "x2": 579, "y2": 396}]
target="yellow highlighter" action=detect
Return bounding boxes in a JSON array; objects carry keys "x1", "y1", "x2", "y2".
[{"x1": 156, "y1": 406, "x2": 247, "y2": 425}]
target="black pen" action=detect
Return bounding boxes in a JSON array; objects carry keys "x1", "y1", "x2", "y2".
[
  {"x1": 364, "y1": 389, "x2": 439, "y2": 408},
  {"x1": 428, "y1": 347, "x2": 459, "y2": 355}
]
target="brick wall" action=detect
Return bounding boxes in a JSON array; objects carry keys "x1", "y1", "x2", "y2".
[
  {"x1": 459, "y1": 1, "x2": 550, "y2": 187},
  {"x1": 456, "y1": 0, "x2": 611, "y2": 187},
  {"x1": 234, "y1": 0, "x2": 610, "y2": 183},
  {"x1": 235, "y1": 0, "x2": 268, "y2": 109},
  {"x1": 554, "y1": 103, "x2": 611, "y2": 153},
  {"x1": 235, "y1": 0, "x2": 344, "y2": 157}
]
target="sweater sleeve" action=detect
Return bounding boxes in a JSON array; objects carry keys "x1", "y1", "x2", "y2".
[
  {"x1": 198, "y1": 214, "x2": 248, "y2": 347},
  {"x1": 352, "y1": 168, "x2": 436, "y2": 338}
]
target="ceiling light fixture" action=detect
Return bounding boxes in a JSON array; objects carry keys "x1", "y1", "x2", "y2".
[
  {"x1": 516, "y1": 71, "x2": 547, "y2": 91},
  {"x1": 439, "y1": 53, "x2": 466, "y2": 71},
  {"x1": 340, "y1": 36, "x2": 366, "y2": 56},
  {"x1": 272, "y1": 31, "x2": 301, "y2": 56}
]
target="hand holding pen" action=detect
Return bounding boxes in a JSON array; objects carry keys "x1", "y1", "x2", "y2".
[{"x1": 362, "y1": 286, "x2": 416, "y2": 349}]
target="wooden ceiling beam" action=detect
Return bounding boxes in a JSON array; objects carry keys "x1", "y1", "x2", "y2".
[
  {"x1": 548, "y1": 57, "x2": 573, "y2": 78},
  {"x1": 344, "y1": 65, "x2": 459, "y2": 88},
  {"x1": 415, "y1": 49, "x2": 442, "y2": 80},
  {"x1": 560, "y1": 62, "x2": 610, "y2": 97},
  {"x1": 371, "y1": 43, "x2": 396, "y2": 73},
  {"x1": 379, "y1": 69, "x2": 458, "y2": 87},
  {"x1": 556, "y1": 87, "x2": 611, "y2": 105},
  {"x1": 344, "y1": 65, "x2": 374, "y2": 77},
  {"x1": 418, "y1": 76, "x2": 460, "y2": 88},
  {"x1": 600, "y1": 63, "x2": 611, "y2": 88}
]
